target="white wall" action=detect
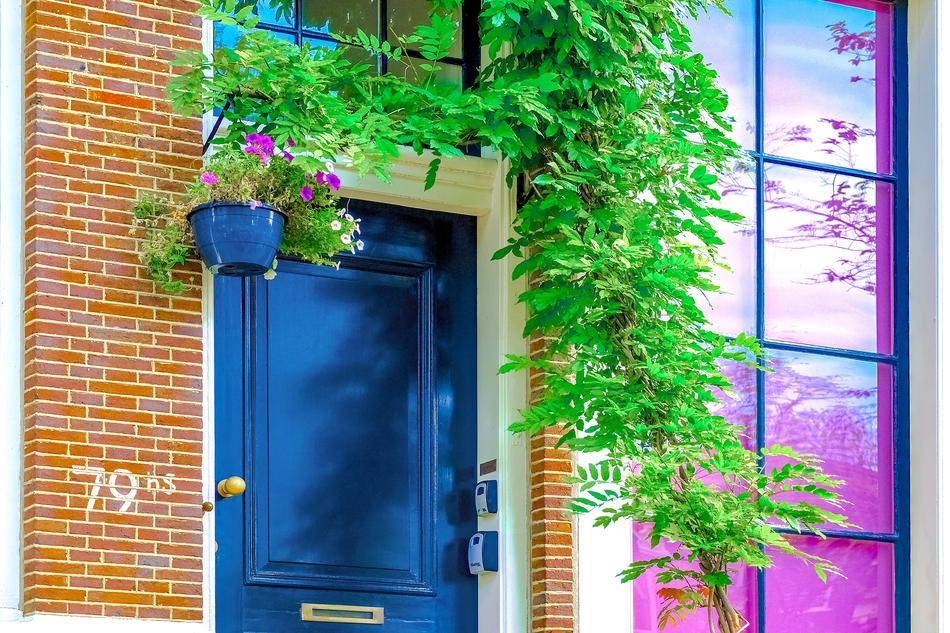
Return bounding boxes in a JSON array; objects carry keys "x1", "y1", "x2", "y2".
[{"x1": 577, "y1": 450, "x2": 632, "y2": 632}]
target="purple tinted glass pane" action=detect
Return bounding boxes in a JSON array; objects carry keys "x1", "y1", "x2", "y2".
[
  {"x1": 687, "y1": 0, "x2": 756, "y2": 149},
  {"x1": 701, "y1": 167, "x2": 757, "y2": 337},
  {"x1": 765, "y1": 351, "x2": 894, "y2": 533},
  {"x1": 632, "y1": 523, "x2": 758, "y2": 633},
  {"x1": 766, "y1": 536, "x2": 894, "y2": 633},
  {"x1": 764, "y1": 165, "x2": 893, "y2": 354},
  {"x1": 712, "y1": 359, "x2": 757, "y2": 450},
  {"x1": 764, "y1": 0, "x2": 893, "y2": 173}
]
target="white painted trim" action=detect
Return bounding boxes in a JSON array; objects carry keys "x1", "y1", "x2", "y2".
[
  {"x1": 8, "y1": 613, "x2": 210, "y2": 632},
  {"x1": 0, "y1": 0, "x2": 25, "y2": 620},
  {"x1": 336, "y1": 148, "x2": 499, "y2": 218},
  {"x1": 909, "y1": 0, "x2": 945, "y2": 630},
  {"x1": 474, "y1": 156, "x2": 531, "y2": 633},
  {"x1": 199, "y1": 270, "x2": 216, "y2": 631}
]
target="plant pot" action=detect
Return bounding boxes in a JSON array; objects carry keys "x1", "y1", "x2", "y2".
[{"x1": 187, "y1": 201, "x2": 287, "y2": 276}]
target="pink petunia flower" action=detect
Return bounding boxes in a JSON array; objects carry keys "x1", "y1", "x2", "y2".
[
  {"x1": 200, "y1": 171, "x2": 219, "y2": 185},
  {"x1": 299, "y1": 185, "x2": 314, "y2": 202},
  {"x1": 243, "y1": 145, "x2": 270, "y2": 164},
  {"x1": 282, "y1": 150, "x2": 295, "y2": 163},
  {"x1": 249, "y1": 200, "x2": 263, "y2": 210},
  {"x1": 315, "y1": 172, "x2": 327, "y2": 185},
  {"x1": 326, "y1": 173, "x2": 341, "y2": 190},
  {"x1": 244, "y1": 132, "x2": 275, "y2": 154}
]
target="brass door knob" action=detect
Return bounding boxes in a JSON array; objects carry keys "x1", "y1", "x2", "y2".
[{"x1": 217, "y1": 476, "x2": 247, "y2": 498}]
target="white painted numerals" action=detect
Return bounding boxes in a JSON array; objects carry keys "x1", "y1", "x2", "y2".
[{"x1": 71, "y1": 465, "x2": 176, "y2": 513}]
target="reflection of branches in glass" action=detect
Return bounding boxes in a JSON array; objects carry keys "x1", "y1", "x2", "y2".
[
  {"x1": 828, "y1": 19, "x2": 877, "y2": 84},
  {"x1": 716, "y1": 358, "x2": 879, "y2": 473},
  {"x1": 817, "y1": 117, "x2": 876, "y2": 167},
  {"x1": 716, "y1": 18, "x2": 882, "y2": 295},
  {"x1": 768, "y1": 176, "x2": 878, "y2": 293}
]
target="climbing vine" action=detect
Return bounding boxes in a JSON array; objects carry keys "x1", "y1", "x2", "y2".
[{"x1": 164, "y1": 1, "x2": 851, "y2": 629}]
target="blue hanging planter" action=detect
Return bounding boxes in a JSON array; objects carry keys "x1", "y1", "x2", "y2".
[{"x1": 187, "y1": 201, "x2": 287, "y2": 276}]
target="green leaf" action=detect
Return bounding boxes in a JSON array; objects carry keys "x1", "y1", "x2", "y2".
[{"x1": 425, "y1": 158, "x2": 442, "y2": 190}]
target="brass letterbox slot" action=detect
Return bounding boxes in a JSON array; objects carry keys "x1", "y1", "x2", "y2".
[{"x1": 300, "y1": 603, "x2": 384, "y2": 625}]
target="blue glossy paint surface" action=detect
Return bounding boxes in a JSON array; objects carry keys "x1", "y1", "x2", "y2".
[{"x1": 215, "y1": 201, "x2": 477, "y2": 633}]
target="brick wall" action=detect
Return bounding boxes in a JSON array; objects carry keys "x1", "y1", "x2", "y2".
[
  {"x1": 528, "y1": 333, "x2": 577, "y2": 633},
  {"x1": 22, "y1": 0, "x2": 204, "y2": 620}
]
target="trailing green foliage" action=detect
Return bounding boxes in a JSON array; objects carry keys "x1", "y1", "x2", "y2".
[
  {"x1": 132, "y1": 195, "x2": 192, "y2": 294},
  {"x1": 162, "y1": 0, "x2": 852, "y2": 629}
]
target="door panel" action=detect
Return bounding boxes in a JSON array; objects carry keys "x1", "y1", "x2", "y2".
[{"x1": 215, "y1": 202, "x2": 477, "y2": 633}]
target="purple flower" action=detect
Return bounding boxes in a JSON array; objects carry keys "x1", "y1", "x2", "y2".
[
  {"x1": 200, "y1": 171, "x2": 219, "y2": 185},
  {"x1": 249, "y1": 199, "x2": 263, "y2": 210},
  {"x1": 244, "y1": 132, "x2": 275, "y2": 154},
  {"x1": 282, "y1": 150, "x2": 295, "y2": 163},
  {"x1": 243, "y1": 132, "x2": 277, "y2": 164},
  {"x1": 286, "y1": 138, "x2": 296, "y2": 148},
  {"x1": 243, "y1": 145, "x2": 270, "y2": 164},
  {"x1": 299, "y1": 185, "x2": 314, "y2": 202},
  {"x1": 326, "y1": 173, "x2": 341, "y2": 190},
  {"x1": 314, "y1": 171, "x2": 327, "y2": 185}
]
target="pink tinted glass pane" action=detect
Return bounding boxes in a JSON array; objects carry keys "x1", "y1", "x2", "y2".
[
  {"x1": 687, "y1": 0, "x2": 755, "y2": 149},
  {"x1": 766, "y1": 536, "x2": 894, "y2": 633},
  {"x1": 764, "y1": 166, "x2": 893, "y2": 353},
  {"x1": 632, "y1": 523, "x2": 758, "y2": 633},
  {"x1": 765, "y1": 351, "x2": 894, "y2": 532},
  {"x1": 713, "y1": 358, "x2": 757, "y2": 449},
  {"x1": 701, "y1": 168, "x2": 757, "y2": 336},
  {"x1": 764, "y1": 0, "x2": 893, "y2": 173}
]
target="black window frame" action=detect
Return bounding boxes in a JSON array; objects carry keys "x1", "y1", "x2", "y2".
[{"x1": 226, "y1": 0, "x2": 481, "y2": 88}]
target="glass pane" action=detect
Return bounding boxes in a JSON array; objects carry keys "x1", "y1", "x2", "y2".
[
  {"x1": 765, "y1": 351, "x2": 894, "y2": 533},
  {"x1": 303, "y1": 37, "x2": 379, "y2": 73},
  {"x1": 686, "y1": 0, "x2": 756, "y2": 149},
  {"x1": 253, "y1": 0, "x2": 294, "y2": 27},
  {"x1": 713, "y1": 358, "x2": 757, "y2": 450},
  {"x1": 766, "y1": 536, "x2": 894, "y2": 633},
  {"x1": 764, "y1": 0, "x2": 893, "y2": 173},
  {"x1": 388, "y1": 0, "x2": 463, "y2": 57},
  {"x1": 390, "y1": 57, "x2": 463, "y2": 92},
  {"x1": 214, "y1": 22, "x2": 296, "y2": 50},
  {"x1": 302, "y1": 0, "x2": 379, "y2": 36},
  {"x1": 703, "y1": 163, "x2": 756, "y2": 336},
  {"x1": 763, "y1": 165, "x2": 893, "y2": 354},
  {"x1": 632, "y1": 523, "x2": 758, "y2": 633}
]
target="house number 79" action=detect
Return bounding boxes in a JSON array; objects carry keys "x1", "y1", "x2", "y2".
[{"x1": 71, "y1": 465, "x2": 177, "y2": 513}]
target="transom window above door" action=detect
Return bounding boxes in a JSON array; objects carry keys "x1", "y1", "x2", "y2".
[{"x1": 214, "y1": 0, "x2": 479, "y2": 91}]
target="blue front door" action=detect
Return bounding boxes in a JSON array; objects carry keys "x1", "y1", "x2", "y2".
[{"x1": 214, "y1": 202, "x2": 477, "y2": 633}]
